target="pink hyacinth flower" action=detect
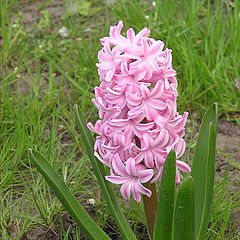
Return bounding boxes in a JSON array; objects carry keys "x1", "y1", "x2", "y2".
[
  {"x1": 88, "y1": 21, "x2": 191, "y2": 202},
  {"x1": 106, "y1": 157, "x2": 154, "y2": 202}
]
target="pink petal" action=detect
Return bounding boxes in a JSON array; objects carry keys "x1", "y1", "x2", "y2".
[
  {"x1": 102, "y1": 144, "x2": 119, "y2": 151},
  {"x1": 151, "y1": 168, "x2": 163, "y2": 183},
  {"x1": 106, "y1": 68, "x2": 115, "y2": 82},
  {"x1": 142, "y1": 133, "x2": 154, "y2": 148},
  {"x1": 134, "y1": 152, "x2": 144, "y2": 164},
  {"x1": 126, "y1": 158, "x2": 136, "y2": 175},
  {"x1": 87, "y1": 122, "x2": 100, "y2": 134},
  {"x1": 148, "y1": 99, "x2": 166, "y2": 110},
  {"x1": 176, "y1": 160, "x2": 191, "y2": 173},
  {"x1": 155, "y1": 152, "x2": 165, "y2": 163},
  {"x1": 144, "y1": 150, "x2": 154, "y2": 168},
  {"x1": 126, "y1": 92, "x2": 142, "y2": 106},
  {"x1": 143, "y1": 103, "x2": 159, "y2": 120},
  {"x1": 109, "y1": 119, "x2": 128, "y2": 128},
  {"x1": 173, "y1": 112, "x2": 189, "y2": 132},
  {"x1": 141, "y1": 38, "x2": 149, "y2": 56},
  {"x1": 137, "y1": 169, "x2": 154, "y2": 183},
  {"x1": 134, "y1": 122, "x2": 154, "y2": 137},
  {"x1": 147, "y1": 58, "x2": 159, "y2": 70},
  {"x1": 106, "y1": 87, "x2": 122, "y2": 96},
  {"x1": 165, "y1": 69, "x2": 176, "y2": 77},
  {"x1": 155, "y1": 129, "x2": 170, "y2": 147},
  {"x1": 128, "y1": 105, "x2": 143, "y2": 118},
  {"x1": 94, "y1": 151, "x2": 110, "y2": 166},
  {"x1": 130, "y1": 65, "x2": 147, "y2": 80},
  {"x1": 130, "y1": 110, "x2": 145, "y2": 122},
  {"x1": 150, "y1": 81, "x2": 164, "y2": 98},
  {"x1": 131, "y1": 184, "x2": 141, "y2": 202},
  {"x1": 113, "y1": 131, "x2": 125, "y2": 146},
  {"x1": 136, "y1": 181, "x2": 152, "y2": 197},
  {"x1": 148, "y1": 41, "x2": 164, "y2": 57},
  {"x1": 124, "y1": 46, "x2": 142, "y2": 59},
  {"x1": 120, "y1": 182, "x2": 132, "y2": 200},
  {"x1": 124, "y1": 124, "x2": 134, "y2": 142},
  {"x1": 126, "y1": 28, "x2": 135, "y2": 43},
  {"x1": 140, "y1": 84, "x2": 150, "y2": 99},
  {"x1": 112, "y1": 154, "x2": 127, "y2": 176},
  {"x1": 176, "y1": 169, "x2": 181, "y2": 184},
  {"x1": 175, "y1": 138, "x2": 186, "y2": 158},
  {"x1": 135, "y1": 28, "x2": 150, "y2": 43},
  {"x1": 105, "y1": 176, "x2": 129, "y2": 184}
]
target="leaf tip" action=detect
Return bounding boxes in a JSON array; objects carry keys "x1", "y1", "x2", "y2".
[{"x1": 169, "y1": 149, "x2": 176, "y2": 158}]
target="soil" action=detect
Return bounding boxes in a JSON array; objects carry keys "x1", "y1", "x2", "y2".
[
  {"x1": 216, "y1": 120, "x2": 240, "y2": 180},
  {"x1": 216, "y1": 120, "x2": 240, "y2": 235},
  {"x1": 14, "y1": 0, "x2": 65, "y2": 29}
]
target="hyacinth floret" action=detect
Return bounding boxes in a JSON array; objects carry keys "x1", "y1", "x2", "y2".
[{"x1": 88, "y1": 21, "x2": 191, "y2": 202}]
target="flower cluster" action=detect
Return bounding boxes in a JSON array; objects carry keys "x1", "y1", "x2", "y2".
[{"x1": 88, "y1": 21, "x2": 190, "y2": 202}]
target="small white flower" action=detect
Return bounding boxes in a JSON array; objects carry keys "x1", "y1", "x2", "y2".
[
  {"x1": 39, "y1": 44, "x2": 43, "y2": 49},
  {"x1": 59, "y1": 26, "x2": 69, "y2": 37},
  {"x1": 83, "y1": 27, "x2": 91, "y2": 33},
  {"x1": 145, "y1": 15, "x2": 150, "y2": 19},
  {"x1": 87, "y1": 198, "x2": 96, "y2": 205},
  {"x1": 58, "y1": 125, "x2": 65, "y2": 131},
  {"x1": 152, "y1": 1, "x2": 156, "y2": 7},
  {"x1": 12, "y1": 24, "x2": 18, "y2": 28}
]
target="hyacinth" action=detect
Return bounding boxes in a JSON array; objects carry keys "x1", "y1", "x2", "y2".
[{"x1": 88, "y1": 21, "x2": 191, "y2": 202}]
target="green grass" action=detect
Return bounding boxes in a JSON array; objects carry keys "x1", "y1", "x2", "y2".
[{"x1": 1, "y1": 0, "x2": 239, "y2": 239}]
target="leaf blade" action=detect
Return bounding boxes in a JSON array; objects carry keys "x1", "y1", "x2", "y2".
[
  {"x1": 74, "y1": 105, "x2": 137, "y2": 240},
  {"x1": 28, "y1": 149, "x2": 111, "y2": 240},
  {"x1": 153, "y1": 150, "x2": 176, "y2": 240},
  {"x1": 174, "y1": 177, "x2": 195, "y2": 240},
  {"x1": 191, "y1": 103, "x2": 218, "y2": 240}
]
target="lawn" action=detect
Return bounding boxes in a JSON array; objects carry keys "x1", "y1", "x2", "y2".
[{"x1": 1, "y1": 0, "x2": 239, "y2": 239}]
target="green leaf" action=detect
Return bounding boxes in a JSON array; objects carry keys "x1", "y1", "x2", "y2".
[
  {"x1": 153, "y1": 150, "x2": 176, "y2": 240},
  {"x1": 191, "y1": 103, "x2": 218, "y2": 240},
  {"x1": 174, "y1": 177, "x2": 195, "y2": 240},
  {"x1": 74, "y1": 105, "x2": 137, "y2": 240},
  {"x1": 28, "y1": 149, "x2": 110, "y2": 240}
]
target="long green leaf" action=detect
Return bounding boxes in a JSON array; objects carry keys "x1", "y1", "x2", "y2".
[
  {"x1": 28, "y1": 149, "x2": 110, "y2": 240},
  {"x1": 153, "y1": 150, "x2": 176, "y2": 240},
  {"x1": 174, "y1": 177, "x2": 195, "y2": 240},
  {"x1": 191, "y1": 103, "x2": 218, "y2": 240},
  {"x1": 74, "y1": 105, "x2": 137, "y2": 240}
]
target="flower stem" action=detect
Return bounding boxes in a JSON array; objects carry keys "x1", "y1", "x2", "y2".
[{"x1": 143, "y1": 181, "x2": 158, "y2": 239}]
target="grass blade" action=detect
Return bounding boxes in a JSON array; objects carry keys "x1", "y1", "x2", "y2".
[
  {"x1": 174, "y1": 177, "x2": 195, "y2": 240},
  {"x1": 74, "y1": 105, "x2": 137, "y2": 240},
  {"x1": 191, "y1": 103, "x2": 218, "y2": 240},
  {"x1": 28, "y1": 149, "x2": 111, "y2": 240},
  {"x1": 153, "y1": 150, "x2": 176, "y2": 240}
]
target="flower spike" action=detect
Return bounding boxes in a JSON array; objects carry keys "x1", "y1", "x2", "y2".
[{"x1": 88, "y1": 21, "x2": 190, "y2": 202}]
